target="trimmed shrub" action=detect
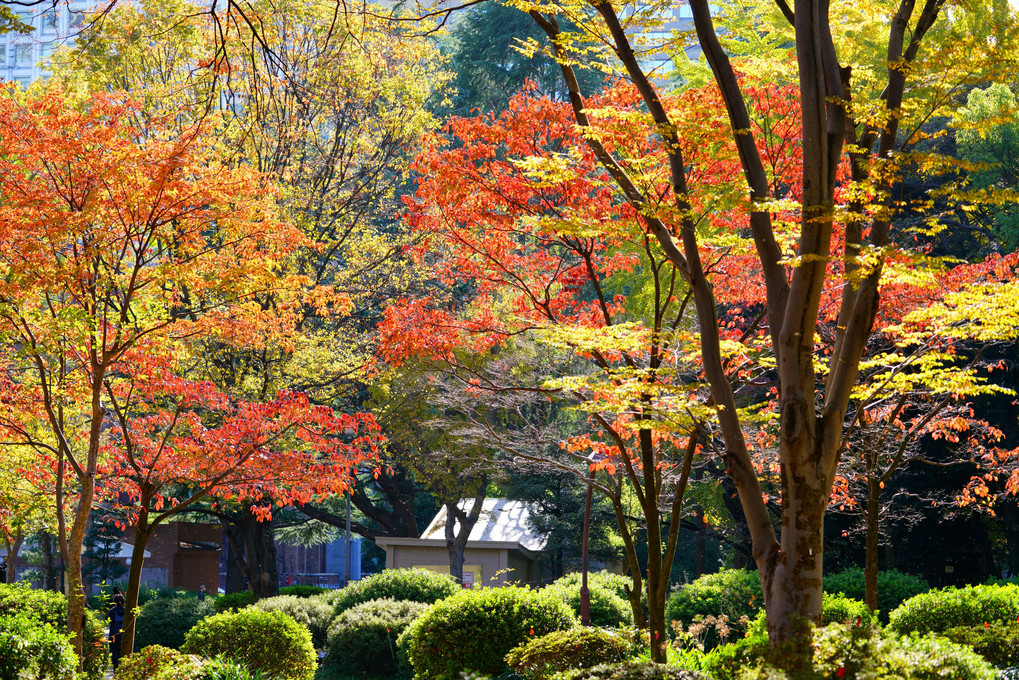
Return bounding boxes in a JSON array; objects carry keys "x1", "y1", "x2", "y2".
[
  {"x1": 212, "y1": 591, "x2": 255, "y2": 612},
  {"x1": 666, "y1": 570, "x2": 763, "y2": 648},
  {"x1": 0, "y1": 612, "x2": 77, "y2": 680},
  {"x1": 551, "y1": 572, "x2": 634, "y2": 602},
  {"x1": 553, "y1": 661, "x2": 708, "y2": 680},
  {"x1": 546, "y1": 578, "x2": 634, "y2": 628},
  {"x1": 278, "y1": 585, "x2": 325, "y2": 598},
  {"x1": 136, "y1": 596, "x2": 216, "y2": 650},
  {"x1": 820, "y1": 593, "x2": 876, "y2": 627},
  {"x1": 823, "y1": 568, "x2": 929, "y2": 622},
  {"x1": 506, "y1": 627, "x2": 635, "y2": 679},
  {"x1": 0, "y1": 583, "x2": 109, "y2": 680},
  {"x1": 888, "y1": 584, "x2": 1019, "y2": 635},
  {"x1": 708, "y1": 622, "x2": 994, "y2": 680},
  {"x1": 399, "y1": 586, "x2": 578, "y2": 680},
  {"x1": 115, "y1": 645, "x2": 206, "y2": 680},
  {"x1": 326, "y1": 598, "x2": 430, "y2": 677},
  {"x1": 326, "y1": 569, "x2": 459, "y2": 615},
  {"x1": 197, "y1": 657, "x2": 268, "y2": 680},
  {"x1": 182, "y1": 609, "x2": 316, "y2": 680},
  {"x1": 253, "y1": 595, "x2": 332, "y2": 649},
  {"x1": 941, "y1": 623, "x2": 1019, "y2": 668}
]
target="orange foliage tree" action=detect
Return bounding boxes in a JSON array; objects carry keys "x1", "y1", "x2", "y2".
[
  {"x1": 381, "y1": 79, "x2": 1019, "y2": 658},
  {"x1": 0, "y1": 85, "x2": 378, "y2": 659}
]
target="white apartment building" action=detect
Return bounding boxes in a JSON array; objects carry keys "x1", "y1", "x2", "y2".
[{"x1": 1, "y1": 3, "x2": 89, "y2": 87}]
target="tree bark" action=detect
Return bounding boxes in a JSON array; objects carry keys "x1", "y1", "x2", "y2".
[
  {"x1": 120, "y1": 521, "x2": 155, "y2": 658},
  {"x1": 444, "y1": 495, "x2": 485, "y2": 585},
  {"x1": 865, "y1": 477, "x2": 881, "y2": 611},
  {"x1": 3, "y1": 532, "x2": 23, "y2": 584}
]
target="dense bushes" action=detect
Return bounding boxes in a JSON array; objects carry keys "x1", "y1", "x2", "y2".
[
  {"x1": 182, "y1": 609, "x2": 316, "y2": 680},
  {"x1": 552, "y1": 572, "x2": 634, "y2": 602},
  {"x1": 552, "y1": 662, "x2": 708, "y2": 680},
  {"x1": 326, "y1": 598, "x2": 430, "y2": 677},
  {"x1": 135, "y1": 596, "x2": 217, "y2": 650},
  {"x1": 823, "y1": 568, "x2": 930, "y2": 621},
  {"x1": 0, "y1": 583, "x2": 108, "y2": 680},
  {"x1": 253, "y1": 595, "x2": 332, "y2": 649},
  {"x1": 506, "y1": 627, "x2": 635, "y2": 680},
  {"x1": 213, "y1": 591, "x2": 256, "y2": 612},
  {"x1": 326, "y1": 569, "x2": 459, "y2": 614},
  {"x1": 940, "y1": 623, "x2": 1019, "y2": 668},
  {"x1": 0, "y1": 612, "x2": 78, "y2": 680},
  {"x1": 666, "y1": 570, "x2": 763, "y2": 648},
  {"x1": 888, "y1": 584, "x2": 1019, "y2": 635},
  {"x1": 820, "y1": 593, "x2": 876, "y2": 627},
  {"x1": 115, "y1": 645, "x2": 206, "y2": 680},
  {"x1": 706, "y1": 621, "x2": 994, "y2": 680},
  {"x1": 399, "y1": 586, "x2": 578, "y2": 680},
  {"x1": 545, "y1": 576, "x2": 634, "y2": 628},
  {"x1": 277, "y1": 585, "x2": 325, "y2": 598}
]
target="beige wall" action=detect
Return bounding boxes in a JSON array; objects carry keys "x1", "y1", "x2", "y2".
[{"x1": 387, "y1": 544, "x2": 539, "y2": 588}]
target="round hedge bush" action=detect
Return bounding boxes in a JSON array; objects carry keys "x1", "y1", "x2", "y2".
[
  {"x1": 545, "y1": 577, "x2": 634, "y2": 628},
  {"x1": 0, "y1": 583, "x2": 108, "y2": 680},
  {"x1": 326, "y1": 598, "x2": 430, "y2": 676},
  {"x1": 551, "y1": 572, "x2": 634, "y2": 602},
  {"x1": 253, "y1": 595, "x2": 332, "y2": 649},
  {"x1": 0, "y1": 612, "x2": 77, "y2": 680},
  {"x1": 940, "y1": 623, "x2": 1019, "y2": 668},
  {"x1": 888, "y1": 584, "x2": 1019, "y2": 635},
  {"x1": 505, "y1": 627, "x2": 635, "y2": 680},
  {"x1": 666, "y1": 570, "x2": 763, "y2": 647},
  {"x1": 820, "y1": 593, "x2": 876, "y2": 627},
  {"x1": 399, "y1": 586, "x2": 578, "y2": 680},
  {"x1": 823, "y1": 568, "x2": 929, "y2": 622},
  {"x1": 115, "y1": 645, "x2": 206, "y2": 680},
  {"x1": 326, "y1": 569, "x2": 459, "y2": 615},
  {"x1": 553, "y1": 661, "x2": 709, "y2": 680},
  {"x1": 212, "y1": 591, "x2": 255, "y2": 612},
  {"x1": 135, "y1": 596, "x2": 216, "y2": 650},
  {"x1": 182, "y1": 608, "x2": 316, "y2": 680},
  {"x1": 278, "y1": 585, "x2": 326, "y2": 598}
]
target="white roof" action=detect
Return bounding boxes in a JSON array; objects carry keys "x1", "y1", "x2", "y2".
[{"x1": 421, "y1": 499, "x2": 546, "y2": 552}]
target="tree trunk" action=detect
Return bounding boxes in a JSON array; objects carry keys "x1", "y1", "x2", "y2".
[
  {"x1": 65, "y1": 480, "x2": 95, "y2": 663},
  {"x1": 865, "y1": 478, "x2": 881, "y2": 611},
  {"x1": 248, "y1": 518, "x2": 278, "y2": 599},
  {"x1": 3, "y1": 532, "x2": 23, "y2": 584},
  {"x1": 120, "y1": 524, "x2": 154, "y2": 658},
  {"x1": 444, "y1": 497, "x2": 485, "y2": 585},
  {"x1": 41, "y1": 531, "x2": 57, "y2": 591}
]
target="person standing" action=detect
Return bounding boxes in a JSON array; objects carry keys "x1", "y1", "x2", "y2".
[
  {"x1": 108, "y1": 594, "x2": 126, "y2": 669},
  {"x1": 197, "y1": 584, "x2": 207, "y2": 601}
]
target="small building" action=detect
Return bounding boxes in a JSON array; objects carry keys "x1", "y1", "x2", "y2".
[
  {"x1": 115, "y1": 522, "x2": 222, "y2": 594},
  {"x1": 375, "y1": 499, "x2": 546, "y2": 588},
  {"x1": 276, "y1": 536, "x2": 362, "y2": 588}
]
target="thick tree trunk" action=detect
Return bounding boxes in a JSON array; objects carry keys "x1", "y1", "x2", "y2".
[
  {"x1": 41, "y1": 531, "x2": 57, "y2": 591},
  {"x1": 249, "y1": 519, "x2": 278, "y2": 599},
  {"x1": 121, "y1": 526, "x2": 154, "y2": 658},
  {"x1": 444, "y1": 497, "x2": 484, "y2": 585},
  {"x1": 865, "y1": 478, "x2": 881, "y2": 611},
  {"x1": 65, "y1": 480, "x2": 95, "y2": 663},
  {"x1": 3, "y1": 533, "x2": 23, "y2": 584}
]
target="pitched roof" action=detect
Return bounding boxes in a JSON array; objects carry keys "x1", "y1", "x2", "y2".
[{"x1": 420, "y1": 498, "x2": 546, "y2": 552}]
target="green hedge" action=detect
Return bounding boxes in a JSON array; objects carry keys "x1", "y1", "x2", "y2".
[
  {"x1": 115, "y1": 645, "x2": 206, "y2": 680},
  {"x1": 545, "y1": 575, "x2": 634, "y2": 628},
  {"x1": 326, "y1": 598, "x2": 430, "y2": 677},
  {"x1": 0, "y1": 612, "x2": 78, "y2": 680},
  {"x1": 253, "y1": 595, "x2": 332, "y2": 649},
  {"x1": 888, "y1": 584, "x2": 1019, "y2": 635},
  {"x1": 823, "y1": 568, "x2": 930, "y2": 622},
  {"x1": 278, "y1": 585, "x2": 325, "y2": 598},
  {"x1": 0, "y1": 583, "x2": 108, "y2": 680},
  {"x1": 553, "y1": 662, "x2": 708, "y2": 680},
  {"x1": 821, "y1": 593, "x2": 876, "y2": 627},
  {"x1": 326, "y1": 569, "x2": 459, "y2": 615},
  {"x1": 136, "y1": 596, "x2": 216, "y2": 650},
  {"x1": 505, "y1": 627, "x2": 635, "y2": 680},
  {"x1": 666, "y1": 570, "x2": 763, "y2": 649},
  {"x1": 182, "y1": 609, "x2": 316, "y2": 680},
  {"x1": 940, "y1": 623, "x2": 1019, "y2": 669},
  {"x1": 213, "y1": 591, "x2": 256, "y2": 612},
  {"x1": 399, "y1": 586, "x2": 578, "y2": 680},
  {"x1": 551, "y1": 572, "x2": 633, "y2": 602}
]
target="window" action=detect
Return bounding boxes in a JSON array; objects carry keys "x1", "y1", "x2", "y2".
[
  {"x1": 0, "y1": 45, "x2": 6, "y2": 69},
  {"x1": 13, "y1": 43, "x2": 31, "y2": 67},
  {"x1": 68, "y1": 11, "x2": 85, "y2": 33},
  {"x1": 41, "y1": 11, "x2": 58, "y2": 36}
]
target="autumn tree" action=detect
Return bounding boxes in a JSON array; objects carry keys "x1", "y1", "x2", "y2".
[{"x1": 0, "y1": 85, "x2": 314, "y2": 659}]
